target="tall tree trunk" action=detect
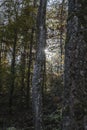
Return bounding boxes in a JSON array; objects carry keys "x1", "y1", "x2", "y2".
[
  {"x1": 26, "y1": 29, "x2": 34, "y2": 108},
  {"x1": 32, "y1": 0, "x2": 47, "y2": 130},
  {"x1": 26, "y1": 0, "x2": 37, "y2": 109},
  {"x1": 62, "y1": 0, "x2": 87, "y2": 130},
  {"x1": 9, "y1": 29, "x2": 17, "y2": 113},
  {"x1": 20, "y1": 43, "x2": 26, "y2": 105},
  {"x1": 59, "y1": 0, "x2": 65, "y2": 73}
]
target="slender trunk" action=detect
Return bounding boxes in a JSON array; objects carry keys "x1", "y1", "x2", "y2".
[
  {"x1": 62, "y1": 0, "x2": 87, "y2": 130},
  {"x1": 32, "y1": 0, "x2": 47, "y2": 130},
  {"x1": 9, "y1": 29, "x2": 17, "y2": 113},
  {"x1": 26, "y1": 29, "x2": 34, "y2": 108},
  {"x1": 26, "y1": 0, "x2": 37, "y2": 108},
  {"x1": 20, "y1": 44, "x2": 26, "y2": 104},
  {"x1": 59, "y1": 0, "x2": 65, "y2": 73}
]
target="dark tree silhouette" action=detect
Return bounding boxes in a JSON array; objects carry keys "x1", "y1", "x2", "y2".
[{"x1": 62, "y1": 0, "x2": 87, "y2": 130}]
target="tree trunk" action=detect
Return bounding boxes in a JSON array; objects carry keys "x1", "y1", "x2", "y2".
[
  {"x1": 26, "y1": 29, "x2": 34, "y2": 108},
  {"x1": 20, "y1": 43, "x2": 26, "y2": 105},
  {"x1": 26, "y1": 0, "x2": 37, "y2": 109},
  {"x1": 32, "y1": 0, "x2": 47, "y2": 130},
  {"x1": 59, "y1": 0, "x2": 65, "y2": 73},
  {"x1": 62, "y1": 0, "x2": 87, "y2": 130},
  {"x1": 9, "y1": 29, "x2": 17, "y2": 113}
]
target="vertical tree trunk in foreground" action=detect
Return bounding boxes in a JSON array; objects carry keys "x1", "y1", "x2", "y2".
[
  {"x1": 63, "y1": 0, "x2": 87, "y2": 130},
  {"x1": 32, "y1": 0, "x2": 47, "y2": 130}
]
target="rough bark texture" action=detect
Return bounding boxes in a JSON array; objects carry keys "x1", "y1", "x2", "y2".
[
  {"x1": 32, "y1": 0, "x2": 47, "y2": 130},
  {"x1": 63, "y1": 0, "x2": 87, "y2": 130}
]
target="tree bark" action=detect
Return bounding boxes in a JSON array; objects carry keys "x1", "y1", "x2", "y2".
[
  {"x1": 62, "y1": 0, "x2": 87, "y2": 130},
  {"x1": 32, "y1": 0, "x2": 47, "y2": 130}
]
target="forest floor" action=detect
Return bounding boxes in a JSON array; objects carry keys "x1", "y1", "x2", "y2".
[{"x1": 0, "y1": 93, "x2": 62, "y2": 130}]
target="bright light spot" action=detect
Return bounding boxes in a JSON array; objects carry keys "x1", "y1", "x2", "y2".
[
  {"x1": 45, "y1": 48, "x2": 52, "y2": 60},
  {"x1": 45, "y1": 48, "x2": 49, "y2": 54},
  {"x1": 45, "y1": 48, "x2": 56, "y2": 61}
]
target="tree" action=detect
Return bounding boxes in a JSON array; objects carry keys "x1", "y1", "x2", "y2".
[
  {"x1": 62, "y1": 0, "x2": 87, "y2": 130},
  {"x1": 32, "y1": 0, "x2": 47, "y2": 130},
  {"x1": 26, "y1": 28, "x2": 34, "y2": 108},
  {"x1": 26, "y1": 0, "x2": 37, "y2": 109},
  {"x1": 20, "y1": 34, "x2": 26, "y2": 105},
  {"x1": 8, "y1": 1, "x2": 19, "y2": 112}
]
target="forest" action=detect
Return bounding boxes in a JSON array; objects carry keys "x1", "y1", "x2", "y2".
[{"x1": 0, "y1": 0, "x2": 87, "y2": 130}]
